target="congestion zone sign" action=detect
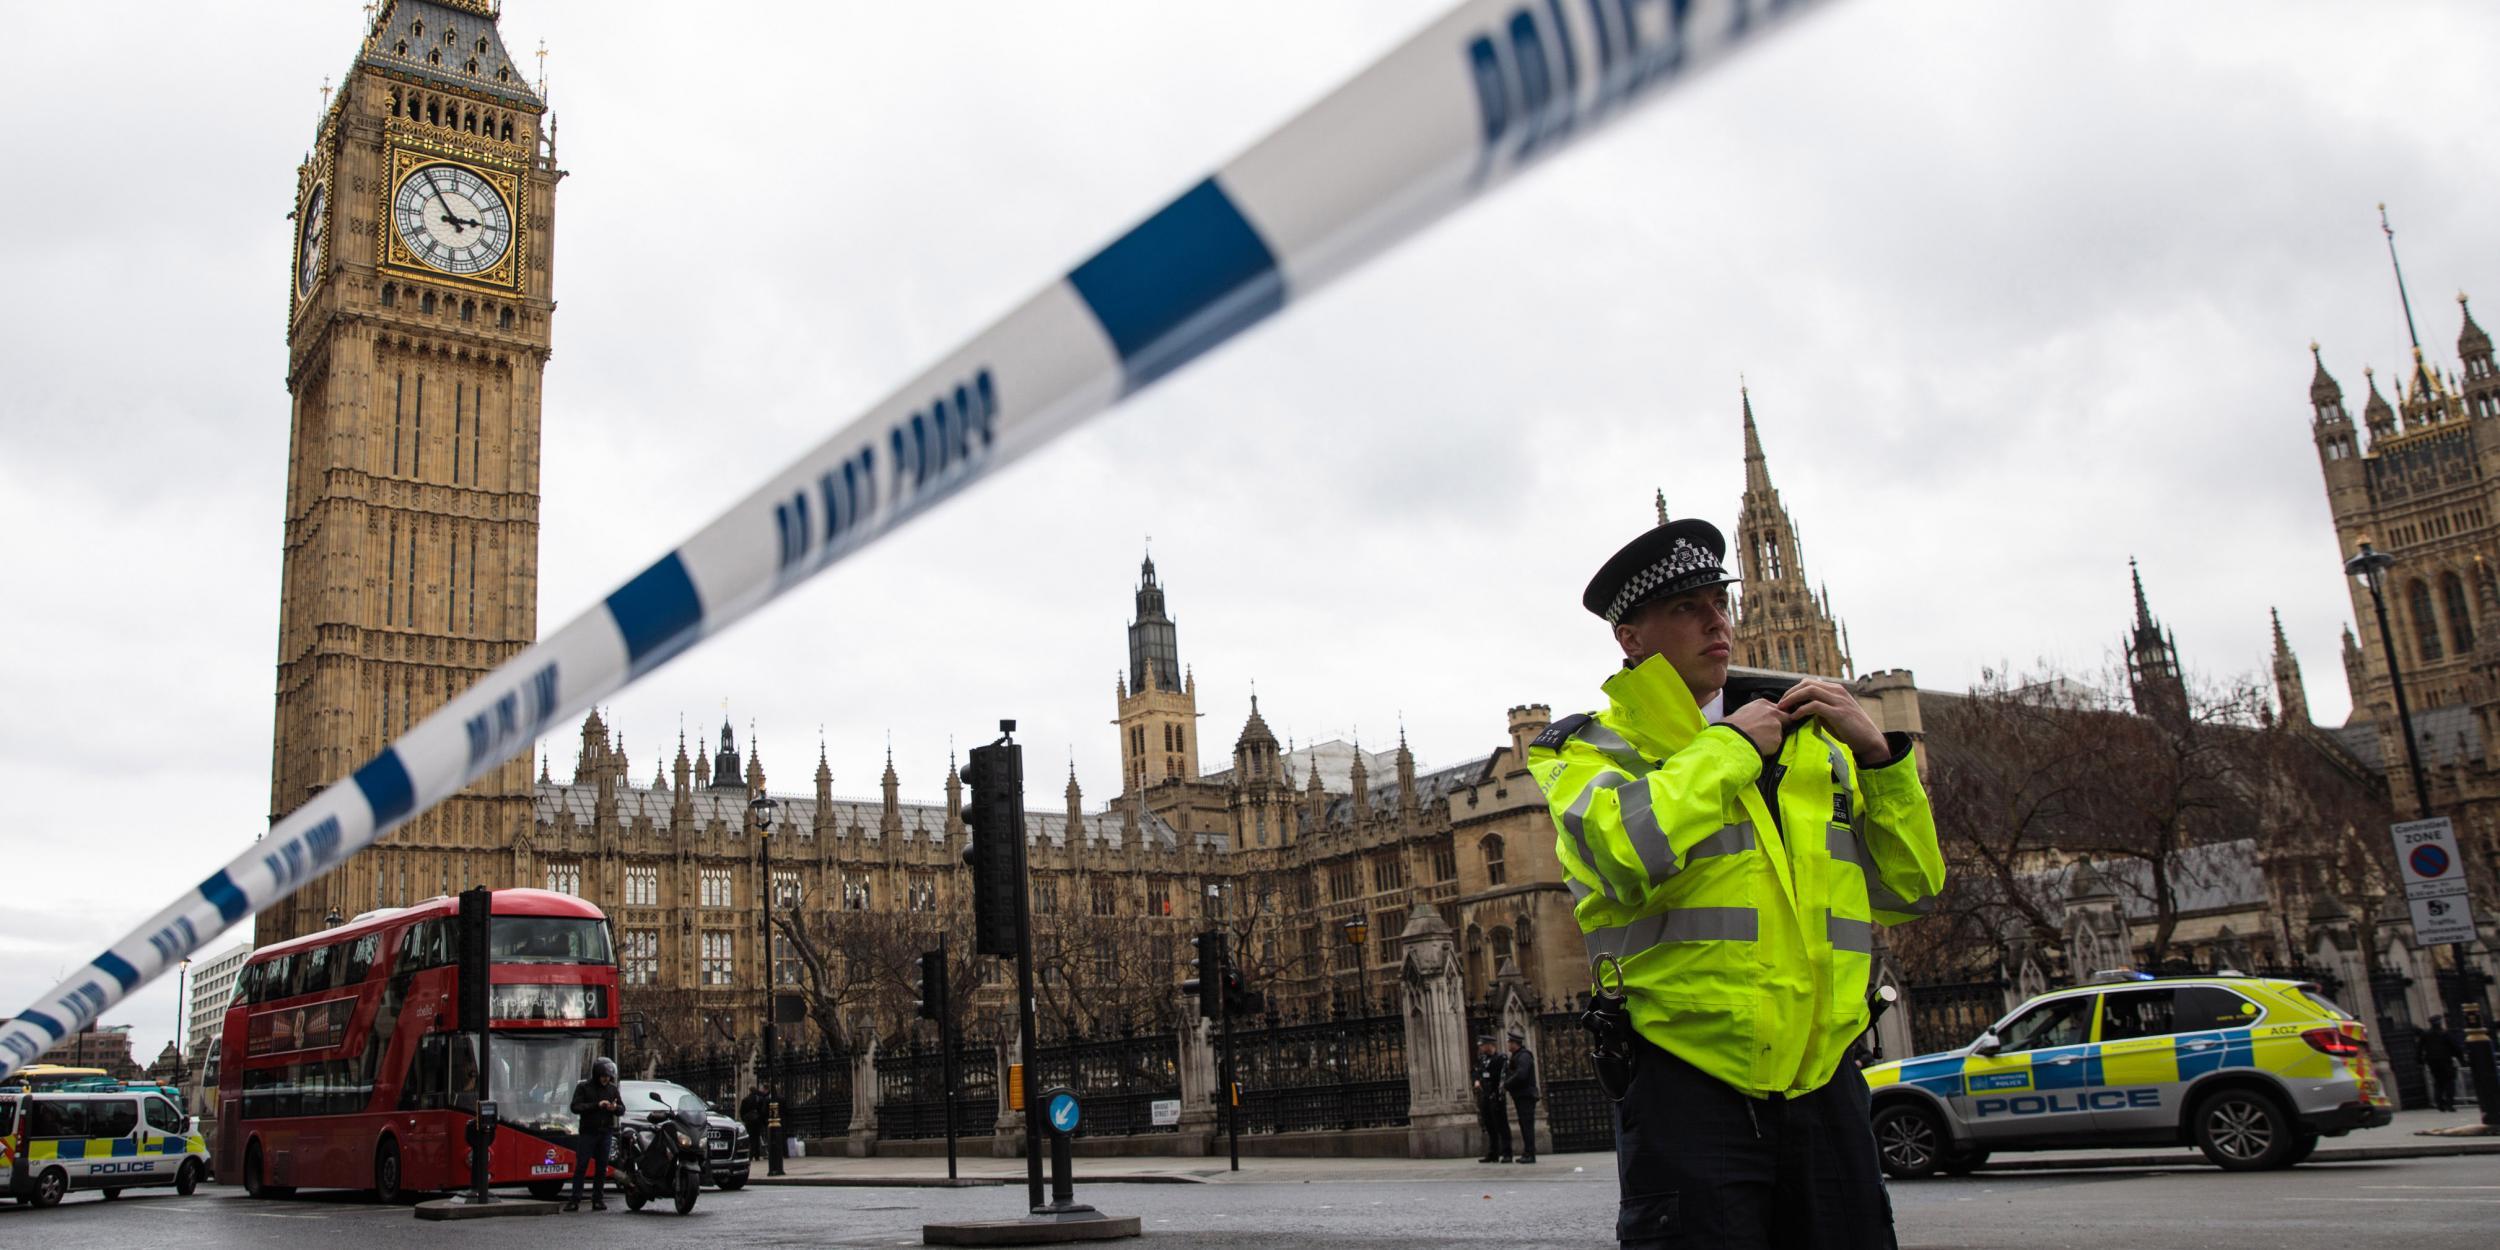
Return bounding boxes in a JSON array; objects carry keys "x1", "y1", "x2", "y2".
[{"x1": 2391, "y1": 816, "x2": 2476, "y2": 946}]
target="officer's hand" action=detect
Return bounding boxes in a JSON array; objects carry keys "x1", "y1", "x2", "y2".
[
  {"x1": 1777, "y1": 679, "x2": 1889, "y2": 764},
  {"x1": 1722, "y1": 698, "x2": 1792, "y2": 757}
]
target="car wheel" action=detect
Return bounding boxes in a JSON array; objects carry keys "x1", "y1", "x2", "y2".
[
  {"x1": 176, "y1": 1159, "x2": 203, "y2": 1196},
  {"x1": 102, "y1": 1188, "x2": 122, "y2": 1200},
  {"x1": 1872, "y1": 1102, "x2": 1949, "y2": 1179},
  {"x1": 2275, "y1": 1131, "x2": 2320, "y2": 1168},
  {"x1": 374, "y1": 1136, "x2": 406, "y2": 1204},
  {"x1": 32, "y1": 1167, "x2": 68, "y2": 1209},
  {"x1": 1938, "y1": 1147, "x2": 1990, "y2": 1176},
  {"x1": 2192, "y1": 1088, "x2": 2294, "y2": 1171}
]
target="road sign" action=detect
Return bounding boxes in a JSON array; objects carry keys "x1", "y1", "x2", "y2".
[
  {"x1": 2391, "y1": 817, "x2": 2477, "y2": 943},
  {"x1": 1150, "y1": 1098, "x2": 1180, "y2": 1128},
  {"x1": 1048, "y1": 1092, "x2": 1081, "y2": 1135}
]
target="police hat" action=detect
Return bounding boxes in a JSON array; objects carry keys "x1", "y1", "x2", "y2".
[
  {"x1": 1506, "y1": 1028, "x2": 1526, "y2": 1042},
  {"x1": 1475, "y1": 1034, "x2": 1496, "y2": 1045},
  {"x1": 1581, "y1": 519, "x2": 1739, "y2": 625}
]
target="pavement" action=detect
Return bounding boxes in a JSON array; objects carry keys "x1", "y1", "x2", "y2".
[{"x1": 745, "y1": 1107, "x2": 2498, "y2": 1186}]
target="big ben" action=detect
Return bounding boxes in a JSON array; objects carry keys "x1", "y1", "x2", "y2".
[{"x1": 265, "y1": 0, "x2": 556, "y2": 942}]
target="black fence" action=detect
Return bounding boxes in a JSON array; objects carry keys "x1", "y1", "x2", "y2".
[
  {"x1": 1232, "y1": 1010, "x2": 1410, "y2": 1135},
  {"x1": 767, "y1": 1043, "x2": 858, "y2": 1139},
  {"x1": 1028, "y1": 1028, "x2": 1182, "y2": 1137},
  {"x1": 652, "y1": 1051, "x2": 740, "y2": 1108},
  {"x1": 876, "y1": 1037, "x2": 998, "y2": 1141},
  {"x1": 1901, "y1": 978, "x2": 2007, "y2": 1057},
  {"x1": 1535, "y1": 1008, "x2": 1612, "y2": 1154}
]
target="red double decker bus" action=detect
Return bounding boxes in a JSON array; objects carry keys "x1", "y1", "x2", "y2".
[{"x1": 215, "y1": 889, "x2": 618, "y2": 1201}]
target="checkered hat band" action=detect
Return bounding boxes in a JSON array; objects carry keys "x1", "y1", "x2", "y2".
[{"x1": 1605, "y1": 540, "x2": 1724, "y2": 624}]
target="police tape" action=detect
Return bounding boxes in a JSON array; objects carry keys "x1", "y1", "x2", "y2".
[{"x1": 0, "y1": 0, "x2": 1830, "y2": 1078}]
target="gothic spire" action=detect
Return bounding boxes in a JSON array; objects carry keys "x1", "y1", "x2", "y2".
[
  {"x1": 1741, "y1": 385, "x2": 1772, "y2": 495},
  {"x1": 2131, "y1": 556, "x2": 2154, "y2": 632},
  {"x1": 2309, "y1": 341, "x2": 2342, "y2": 405}
]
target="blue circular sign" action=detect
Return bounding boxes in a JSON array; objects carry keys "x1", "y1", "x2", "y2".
[
  {"x1": 1048, "y1": 1092, "x2": 1081, "y2": 1133},
  {"x1": 2411, "y1": 844, "x2": 2452, "y2": 879}
]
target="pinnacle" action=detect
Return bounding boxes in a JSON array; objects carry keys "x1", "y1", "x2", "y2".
[{"x1": 1740, "y1": 387, "x2": 1773, "y2": 496}]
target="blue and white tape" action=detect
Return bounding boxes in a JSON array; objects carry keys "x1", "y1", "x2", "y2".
[{"x1": 0, "y1": 0, "x2": 1826, "y2": 1079}]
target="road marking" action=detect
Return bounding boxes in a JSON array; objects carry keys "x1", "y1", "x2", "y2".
[
  {"x1": 2286, "y1": 1197, "x2": 2500, "y2": 1205},
  {"x1": 2362, "y1": 1185, "x2": 2500, "y2": 1190}
]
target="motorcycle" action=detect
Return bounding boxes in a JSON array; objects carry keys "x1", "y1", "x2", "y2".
[{"x1": 611, "y1": 1088, "x2": 706, "y2": 1215}]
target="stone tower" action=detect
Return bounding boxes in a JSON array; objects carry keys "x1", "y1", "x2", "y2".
[
  {"x1": 2124, "y1": 559, "x2": 2189, "y2": 724},
  {"x1": 265, "y1": 0, "x2": 557, "y2": 941},
  {"x1": 1729, "y1": 389, "x2": 1853, "y2": 677},
  {"x1": 1227, "y1": 695, "x2": 1295, "y2": 848},
  {"x1": 1115, "y1": 553, "x2": 1200, "y2": 793}
]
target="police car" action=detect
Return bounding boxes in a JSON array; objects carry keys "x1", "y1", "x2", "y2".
[
  {"x1": 3, "y1": 1084, "x2": 212, "y2": 1208},
  {"x1": 1863, "y1": 973, "x2": 2391, "y2": 1177}
]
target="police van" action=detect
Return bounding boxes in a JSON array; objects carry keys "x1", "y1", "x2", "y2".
[
  {"x1": 1863, "y1": 973, "x2": 2392, "y2": 1177},
  {"x1": 3, "y1": 1084, "x2": 211, "y2": 1208}
]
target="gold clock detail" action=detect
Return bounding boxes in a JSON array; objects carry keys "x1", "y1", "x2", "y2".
[{"x1": 391, "y1": 163, "x2": 513, "y2": 276}]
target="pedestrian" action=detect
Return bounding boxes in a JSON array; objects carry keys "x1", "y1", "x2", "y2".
[
  {"x1": 2420, "y1": 1016, "x2": 2462, "y2": 1113},
  {"x1": 1504, "y1": 1029, "x2": 1540, "y2": 1164},
  {"x1": 1473, "y1": 1034, "x2": 1512, "y2": 1163},
  {"x1": 735, "y1": 1085, "x2": 765, "y2": 1160},
  {"x1": 1529, "y1": 517, "x2": 1944, "y2": 1249},
  {"x1": 566, "y1": 1056, "x2": 622, "y2": 1212}
]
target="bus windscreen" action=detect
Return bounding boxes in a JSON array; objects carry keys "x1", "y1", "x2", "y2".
[{"x1": 489, "y1": 917, "x2": 612, "y2": 964}]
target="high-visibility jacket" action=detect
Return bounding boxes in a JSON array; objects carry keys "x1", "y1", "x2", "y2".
[{"x1": 1528, "y1": 656, "x2": 1944, "y2": 1097}]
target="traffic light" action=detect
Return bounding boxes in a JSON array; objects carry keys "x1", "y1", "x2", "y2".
[
  {"x1": 456, "y1": 887, "x2": 492, "y2": 1033},
  {"x1": 960, "y1": 739, "x2": 1025, "y2": 957},
  {"x1": 1181, "y1": 930, "x2": 1226, "y2": 1020},
  {"x1": 1223, "y1": 968, "x2": 1264, "y2": 1019},
  {"x1": 916, "y1": 949, "x2": 949, "y2": 1021}
]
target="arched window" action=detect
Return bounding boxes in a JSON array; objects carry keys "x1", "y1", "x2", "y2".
[
  {"x1": 1515, "y1": 913, "x2": 1534, "y2": 965},
  {"x1": 1464, "y1": 924, "x2": 1486, "y2": 988},
  {"x1": 1490, "y1": 925, "x2": 1515, "y2": 966},
  {"x1": 426, "y1": 98, "x2": 439, "y2": 125},
  {"x1": 2442, "y1": 570, "x2": 2476, "y2": 652},
  {"x1": 498, "y1": 306, "x2": 514, "y2": 329},
  {"x1": 1480, "y1": 834, "x2": 1506, "y2": 886},
  {"x1": 380, "y1": 283, "x2": 397, "y2": 308},
  {"x1": 421, "y1": 290, "x2": 437, "y2": 314},
  {"x1": 459, "y1": 298, "x2": 475, "y2": 323},
  {"x1": 2410, "y1": 579, "x2": 2444, "y2": 661}
]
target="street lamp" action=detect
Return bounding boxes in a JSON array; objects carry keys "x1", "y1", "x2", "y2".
[
  {"x1": 748, "y1": 791, "x2": 784, "y2": 1175},
  {"x1": 173, "y1": 957, "x2": 191, "y2": 1101},
  {"x1": 1341, "y1": 916, "x2": 1370, "y2": 1015},
  {"x1": 2346, "y1": 539, "x2": 2500, "y2": 1124}
]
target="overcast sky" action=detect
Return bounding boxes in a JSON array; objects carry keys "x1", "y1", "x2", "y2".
[{"x1": 4, "y1": 2, "x2": 2495, "y2": 1063}]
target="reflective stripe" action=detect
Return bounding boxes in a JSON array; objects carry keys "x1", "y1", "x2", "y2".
[
  {"x1": 1868, "y1": 879, "x2": 1936, "y2": 917},
  {"x1": 1688, "y1": 822, "x2": 1755, "y2": 861},
  {"x1": 1616, "y1": 779, "x2": 1678, "y2": 885},
  {"x1": 1572, "y1": 721, "x2": 1653, "y2": 777},
  {"x1": 1561, "y1": 774, "x2": 1621, "y2": 904},
  {"x1": 1581, "y1": 906, "x2": 1759, "y2": 961},
  {"x1": 1566, "y1": 878, "x2": 1593, "y2": 903},
  {"x1": 1825, "y1": 823, "x2": 1863, "y2": 865},
  {"x1": 1828, "y1": 916, "x2": 1873, "y2": 953}
]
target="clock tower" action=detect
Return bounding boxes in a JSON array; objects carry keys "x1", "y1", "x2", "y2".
[{"x1": 265, "y1": 0, "x2": 558, "y2": 942}]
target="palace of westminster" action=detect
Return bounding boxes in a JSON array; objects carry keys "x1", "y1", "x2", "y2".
[{"x1": 253, "y1": 1, "x2": 2498, "y2": 1054}]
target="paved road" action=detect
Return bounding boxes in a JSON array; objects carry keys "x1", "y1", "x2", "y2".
[{"x1": 6, "y1": 1156, "x2": 2496, "y2": 1247}]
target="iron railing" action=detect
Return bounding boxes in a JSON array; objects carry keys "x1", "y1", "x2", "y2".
[
  {"x1": 1232, "y1": 1010, "x2": 1409, "y2": 1136},
  {"x1": 875, "y1": 1036, "x2": 998, "y2": 1141},
  {"x1": 1028, "y1": 1028, "x2": 1182, "y2": 1137}
]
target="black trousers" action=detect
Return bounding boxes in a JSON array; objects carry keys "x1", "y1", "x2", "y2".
[
  {"x1": 1511, "y1": 1094, "x2": 1539, "y2": 1158},
  {"x1": 2427, "y1": 1061, "x2": 2458, "y2": 1111},
  {"x1": 1479, "y1": 1098, "x2": 1512, "y2": 1157},
  {"x1": 1611, "y1": 1041, "x2": 1895, "y2": 1250},
  {"x1": 569, "y1": 1129, "x2": 612, "y2": 1202}
]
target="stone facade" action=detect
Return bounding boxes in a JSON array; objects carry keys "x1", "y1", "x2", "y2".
[{"x1": 265, "y1": 0, "x2": 558, "y2": 943}]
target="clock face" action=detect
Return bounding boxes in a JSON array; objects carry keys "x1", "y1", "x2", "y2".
[
  {"x1": 392, "y1": 163, "x2": 513, "y2": 276},
  {"x1": 297, "y1": 184, "x2": 327, "y2": 296}
]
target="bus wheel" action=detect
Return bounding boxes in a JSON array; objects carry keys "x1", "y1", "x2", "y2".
[
  {"x1": 32, "y1": 1167, "x2": 67, "y2": 1209},
  {"x1": 374, "y1": 1137, "x2": 406, "y2": 1205},
  {"x1": 176, "y1": 1160, "x2": 203, "y2": 1196},
  {"x1": 243, "y1": 1142, "x2": 295, "y2": 1200}
]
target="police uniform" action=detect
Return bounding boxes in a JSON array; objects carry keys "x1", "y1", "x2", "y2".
[
  {"x1": 1473, "y1": 1035, "x2": 1512, "y2": 1162},
  {"x1": 1529, "y1": 520, "x2": 1944, "y2": 1249}
]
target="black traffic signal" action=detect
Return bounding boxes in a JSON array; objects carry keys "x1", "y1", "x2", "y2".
[
  {"x1": 916, "y1": 949, "x2": 950, "y2": 1021},
  {"x1": 960, "y1": 738, "x2": 1025, "y2": 958},
  {"x1": 1181, "y1": 929, "x2": 1227, "y2": 1020},
  {"x1": 1224, "y1": 968, "x2": 1264, "y2": 1019},
  {"x1": 456, "y1": 887, "x2": 492, "y2": 1033}
]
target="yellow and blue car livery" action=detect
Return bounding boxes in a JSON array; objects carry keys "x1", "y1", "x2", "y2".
[
  {"x1": 1863, "y1": 974, "x2": 2391, "y2": 1178},
  {"x1": 4, "y1": 1086, "x2": 212, "y2": 1208}
]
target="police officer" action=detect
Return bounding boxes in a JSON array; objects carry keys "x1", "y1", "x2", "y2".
[
  {"x1": 1504, "y1": 1028, "x2": 1540, "y2": 1164},
  {"x1": 1529, "y1": 518, "x2": 1943, "y2": 1249},
  {"x1": 1473, "y1": 1035, "x2": 1512, "y2": 1163}
]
